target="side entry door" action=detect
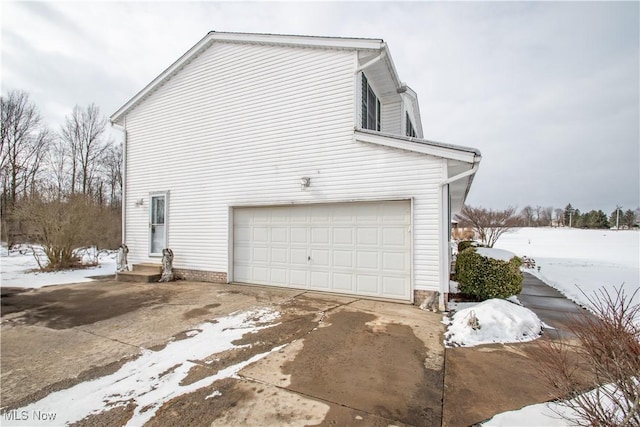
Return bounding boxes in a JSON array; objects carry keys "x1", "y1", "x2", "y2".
[{"x1": 149, "y1": 192, "x2": 168, "y2": 256}]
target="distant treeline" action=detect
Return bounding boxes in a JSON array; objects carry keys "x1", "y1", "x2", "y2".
[{"x1": 517, "y1": 204, "x2": 639, "y2": 229}]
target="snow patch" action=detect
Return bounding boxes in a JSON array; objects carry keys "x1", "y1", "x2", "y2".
[
  {"x1": 476, "y1": 247, "x2": 517, "y2": 262},
  {"x1": 1, "y1": 245, "x2": 116, "y2": 288},
  {"x1": 445, "y1": 299, "x2": 542, "y2": 347}
]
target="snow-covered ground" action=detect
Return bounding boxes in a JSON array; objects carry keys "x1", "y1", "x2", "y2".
[
  {"x1": 494, "y1": 227, "x2": 639, "y2": 309},
  {"x1": 0, "y1": 245, "x2": 116, "y2": 288},
  {"x1": 480, "y1": 227, "x2": 640, "y2": 426}
]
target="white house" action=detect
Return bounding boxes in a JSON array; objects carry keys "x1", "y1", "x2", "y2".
[{"x1": 110, "y1": 31, "x2": 481, "y2": 308}]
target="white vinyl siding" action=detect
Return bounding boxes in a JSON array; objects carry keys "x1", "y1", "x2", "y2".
[
  {"x1": 123, "y1": 41, "x2": 445, "y2": 293},
  {"x1": 381, "y1": 101, "x2": 401, "y2": 134}
]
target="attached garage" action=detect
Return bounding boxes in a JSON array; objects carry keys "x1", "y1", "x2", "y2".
[{"x1": 233, "y1": 201, "x2": 412, "y2": 301}]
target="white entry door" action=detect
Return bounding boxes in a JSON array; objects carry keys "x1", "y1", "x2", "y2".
[
  {"x1": 149, "y1": 193, "x2": 167, "y2": 256},
  {"x1": 233, "y1": 201, "x2": 411, "y2": 301}
]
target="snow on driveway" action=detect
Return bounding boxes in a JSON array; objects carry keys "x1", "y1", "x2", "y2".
[{"x1": 2, "y1": 308, "x2": 283, "y2": 426}]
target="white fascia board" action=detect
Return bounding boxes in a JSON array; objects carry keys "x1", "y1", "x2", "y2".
[
  {"x1": 403, "y1": 87, "x2": 424, "y2": 137},
  {"x1": 354, "y1": 129, "x2": 480, "y2": 163},
  {"x1": 381, "y1": 44, "x2": 402, "y2": 90},
  {"x1": 210, "y1": 32, "x2": 384, "y2": 51},
  {"x1": 110, "y1": 32, "x2": 384, "y2": 123}
]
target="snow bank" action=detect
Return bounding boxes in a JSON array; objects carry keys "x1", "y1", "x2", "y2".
[
  {"x1": 494, "y1": 228, "x2": 639, "y2": 310},
  {"x1": 476, "y1": 247, "x2": 517, "y2": 262},
  {"x1": 444, "y1": 299, "x2": 542, "y2": 347}
]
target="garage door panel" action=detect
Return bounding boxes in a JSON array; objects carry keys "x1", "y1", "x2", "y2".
[
  {"x1": 253, "y1": 227, "x2": 269, "y2": 242},
  {"x1": 310, "y1": 271, "x2": 330, "y2": 288},
  {"x1": 272, "y1": 227, "x2": 288, "y2": 243},
  {"x1": 234, "y1": 246, "x2": 251, "y2": 262},
  {"x1": 311, "y1": 227, "x2": 330, "y2": 244},
  {"x1": 357, "y1": 251, "x2": 379, "y2": 269},
  {"x1": 383, "y1": 252, "x2": 407, "y2": 271},
  {"x1": 333, "y1": 250, "x2": 353, "y2": 268},
  {"x1": 333, "y1": 228, "x2": 354, "y2": 245},
  {"x1": 383, "y1": 276, "x2": 407, "y2": 296},
  {"x1": 310, "y1": 249, "x2": 329, "y2": 267},
  {"x1": 383, "y1": 228, "x2": 407, "y2": 246},
  {"x1": 233, "y1": 201, "x2": 411, "y2": 301},
  {"x1": 291, "y1": 227, "x2": 308, "y2": 243},
  {"x1": 290, "y1": 249, "x2": 308, "y2": 266},
  {"x1": 356, "y1": 228, "x2": 378, "y2": 245},
  {"x1": 235, "y1": 226, "x2": 251, "y2": 242},
  {"x1": 234, "y1": 265, "x2": 251, "y2": 282},
  {"x1": 333, "y1": 273, "x2": 353, "y2": 291},
  {"x1": 357, "y1": 275, "x2": 379, "y2": 293},
  {"x1": 253, "y1": 267, "x2": 269, "y2": 282},
  {"x1": 270, "y1": 268, "x2": 288, "y2": 285},
  {"x1": 290, "y1": 269, "x2": 308, "y2": 286},
  {"x1": 271, "y1": 247, "x2": 288, "y2": 263}
]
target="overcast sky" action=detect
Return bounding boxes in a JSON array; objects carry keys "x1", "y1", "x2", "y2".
[{"x1": 2, "y1": 1, "x2": 638, "y2": 214}]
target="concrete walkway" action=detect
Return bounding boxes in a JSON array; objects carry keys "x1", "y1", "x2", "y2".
[{"x1": 518, "y1": 272, "x2": 592, "y2": 339}]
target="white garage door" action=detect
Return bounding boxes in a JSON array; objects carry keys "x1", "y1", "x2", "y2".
[{"x1": 233, "y1": 201, "x2": 411, "y2": 301}]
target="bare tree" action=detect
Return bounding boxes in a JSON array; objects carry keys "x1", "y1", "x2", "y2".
[
  {"x1": 1, "y1": 90, "x2": 50, "y2": 245},
  {"x1": 520, "y1": 205, "x2": 535, "y2": 227},
  {"x1": 101, "y1": 140, "x2": 123, "y2": 207},
  {"x1": 542, "y1": 206, "x2": 554, "y2": 227},
  {"x1": 534, "y1": 205, "x2": 544, "y2": 227},
  {"x1": 1, "y1": 90, "x2": 50, "y2": 204},
  {"x1": 59, "y1": 104, "x2": 108, "y2": 196},
  {"x1": 554, "y1": 208, "x2": 564, "y2": 227},
  {"x1": 454, "y1": 205, "x2": 519, "y2": 247}
]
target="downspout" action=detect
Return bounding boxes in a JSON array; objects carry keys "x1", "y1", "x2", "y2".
[
  {"x1": 111, "y1": 119, "x2": 127, "y2": 245},
  {"x1": 438, "y1": 158, "x2": 481, "y2": 309}
]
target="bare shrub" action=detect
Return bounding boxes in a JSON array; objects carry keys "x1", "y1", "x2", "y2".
[
  {"x1": 535, "y1": 286, "x2": 640, "y2": 426},
  {"x1": 454, "y1": 205, "x2": 519, "y2": 247},
  {"x1": 452, "y1": 227, "x2": 475, "y2": 241},
  {"x1": 14, "y1": 194, "x2": 121, "y2": 270}
]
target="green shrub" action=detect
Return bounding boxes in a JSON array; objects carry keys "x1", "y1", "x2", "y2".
[
  {"x1": 455, "y1": 248, "x2": 523, "y2": 300},
  {"x1": 457, "y1": 240, "x2": 477, "y2": 252}
]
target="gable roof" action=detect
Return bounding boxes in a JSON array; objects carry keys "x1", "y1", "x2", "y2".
[{"x1": 111, "y1": 31, "x2": 403, "y2": 123}]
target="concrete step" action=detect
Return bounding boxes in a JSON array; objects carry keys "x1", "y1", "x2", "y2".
[
  {"x1": 116, "y1": 270, "x2": 162, "y2": 283},
  {"x1": 132, "y1": 263, "x2": 162, "y2": 273}
]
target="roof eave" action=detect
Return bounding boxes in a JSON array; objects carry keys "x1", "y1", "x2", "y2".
[{"x1": 354, "y1": 128, "x2": 482, "y2": 163}]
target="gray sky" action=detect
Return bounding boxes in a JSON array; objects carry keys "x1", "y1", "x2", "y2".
[{"x1": 2, "y1": 1, "x2": 639, "y2": 214}]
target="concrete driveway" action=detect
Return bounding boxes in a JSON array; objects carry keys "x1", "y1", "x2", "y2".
[{"x1": 1, "y1": 280, "x2": 445, "y2": 426}]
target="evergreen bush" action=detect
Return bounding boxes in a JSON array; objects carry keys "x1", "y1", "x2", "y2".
[
  {"x1": 455, "y1": 247, "x2": 523, "y2": 300},
  {"x1": 457, "y1": 240, "x2": 478, "y2": 253}
]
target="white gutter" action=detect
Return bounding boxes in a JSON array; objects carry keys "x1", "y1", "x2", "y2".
[{"x1": 111, "y1": 120, "x2": 127, "y2": 245}]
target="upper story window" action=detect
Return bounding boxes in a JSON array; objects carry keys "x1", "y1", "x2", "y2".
[
  {"x1": 361, "y1": 73, "x2": 380, "y2": 131},
  {"x1": 405, "y1": 112, "x2": 417, "y2": 137}
]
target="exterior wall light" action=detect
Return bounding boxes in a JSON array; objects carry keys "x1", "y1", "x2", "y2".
[
  {"x1": 301, "y1": 177, "x2": 311, "y2": 189},
  {"x1": 135, "y1": 198, "x2": 144, "y2": 207}
]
